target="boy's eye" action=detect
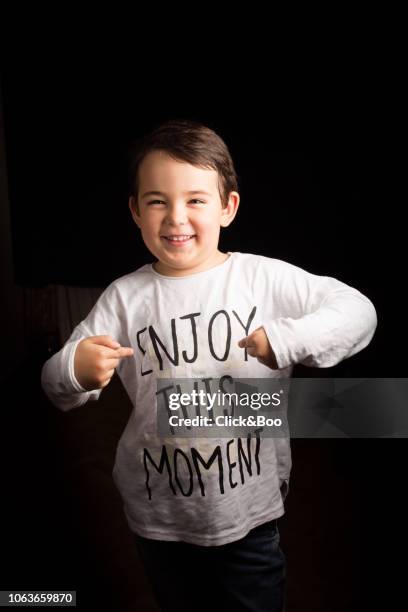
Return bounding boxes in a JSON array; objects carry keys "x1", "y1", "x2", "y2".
[{"x1": 146, "y1": 199, "x2": 205, "y2": 205}]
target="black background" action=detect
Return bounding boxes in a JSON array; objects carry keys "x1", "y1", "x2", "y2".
[{"x1": 0, "y1": 27, "x2": 405, "y2": 612}]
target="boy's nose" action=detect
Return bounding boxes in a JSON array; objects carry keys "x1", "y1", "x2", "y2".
[{"x1": 165, "y1": 203, "x2": 188, "y2": 226}]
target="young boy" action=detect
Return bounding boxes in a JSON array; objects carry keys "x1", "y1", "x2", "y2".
[{"x1": 41, "y1": 119, "x2": 377, "y2": 612}]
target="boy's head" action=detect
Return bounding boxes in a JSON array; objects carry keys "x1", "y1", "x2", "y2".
[{"x1": 128, "y1": 119, "x2": 240, "y2": 277}]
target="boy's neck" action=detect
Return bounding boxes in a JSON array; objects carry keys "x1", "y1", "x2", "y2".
[{"x1": 152, "y1": 250, "x2": 231, "y2": 277}]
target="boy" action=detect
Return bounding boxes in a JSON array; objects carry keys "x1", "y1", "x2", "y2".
[{"x1": 41, "y1": 119, "x2": 377, "y2": 612}]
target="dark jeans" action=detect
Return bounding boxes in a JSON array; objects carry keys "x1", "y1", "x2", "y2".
[{"x1": 134, "y1": 519, "x2": 286, "y2": 612}]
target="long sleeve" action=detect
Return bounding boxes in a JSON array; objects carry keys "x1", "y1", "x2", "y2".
[
  {"x1": 41, "y1": 331, "x2": 106, "y2": 411},
  {"x1": 41, "y1": 282, "x2": 128, "y2": 411},
  {"x1": 261, "y1": 259, "x2": 377, "y2": 369}
]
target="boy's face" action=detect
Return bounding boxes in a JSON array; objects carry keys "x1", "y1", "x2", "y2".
[{"x1": 129, "y1": 150, "x2": 240, "y2": 277}]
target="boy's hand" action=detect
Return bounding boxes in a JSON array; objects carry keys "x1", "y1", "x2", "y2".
[
  {"x1": 238, "y1": 326, "x2": 279, "y2": 370},
  {"x1": 74, "y1": 335, "x2": 134, "y2": 391}
]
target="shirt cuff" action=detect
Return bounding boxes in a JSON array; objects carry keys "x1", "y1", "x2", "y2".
[{"x1": 66, "y1": 338, "x2": 90, "y2": 392}]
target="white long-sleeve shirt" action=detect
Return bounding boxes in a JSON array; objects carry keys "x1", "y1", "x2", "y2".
[{"x1": 41, "y1": 252, "x2": 377, "y2": 545}]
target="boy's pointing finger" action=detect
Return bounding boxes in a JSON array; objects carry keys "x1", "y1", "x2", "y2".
[
  {"x1": 238, "y1": 337, "x2": 258, "y2": 358},
  {"x1": 107, "y1": 346, "x2": 134, "y2": 359},
  {"x1": 116, "y1": 347, "x2": 134, "y2": 358},
  {"x1": 238, "y1": 334, "x2": 256, "y2": 349}
]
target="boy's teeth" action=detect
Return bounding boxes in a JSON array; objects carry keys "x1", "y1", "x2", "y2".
[{"x1": 166, "y1": 235, "x2": 193, "y2": 241}]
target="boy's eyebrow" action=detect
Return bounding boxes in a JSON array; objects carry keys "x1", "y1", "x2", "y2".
[{"x1": 141, "y1": 190, "x2": 213, "y2": 199}]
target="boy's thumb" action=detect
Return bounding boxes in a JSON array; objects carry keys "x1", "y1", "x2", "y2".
[{"x1": 92, "y1": 335, "x2": 121, "y2": 349}]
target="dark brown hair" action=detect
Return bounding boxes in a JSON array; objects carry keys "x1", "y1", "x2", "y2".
[{"x1": 128, "y1": 119, "x2": 239, "y2": 209}]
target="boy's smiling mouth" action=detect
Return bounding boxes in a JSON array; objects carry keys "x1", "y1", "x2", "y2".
[{"x1": 161, "y1": 234, "x2": 196, "y2": 245}]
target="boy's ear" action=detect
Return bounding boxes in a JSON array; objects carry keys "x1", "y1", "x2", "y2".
[
  {"x1": 220, "y1": 191, "x2": 240, "y2": 227},
  {"x1": 129, "y1": 196, "x2": 141, "y2": 228}
]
